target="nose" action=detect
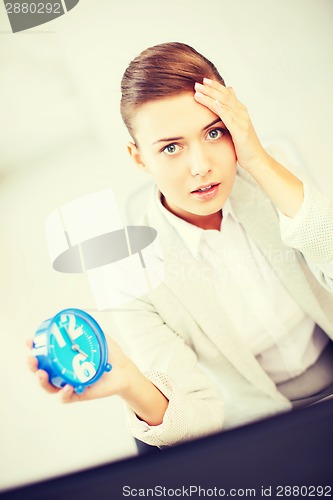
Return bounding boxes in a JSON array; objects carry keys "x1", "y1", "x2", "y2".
[{"x1": 189, "y1": 145, "x2": 212, "y2": 177}]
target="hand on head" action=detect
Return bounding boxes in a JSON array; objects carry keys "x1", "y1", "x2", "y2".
[{"x1": 194, "y1": 78, "x2": 267, "y2": 170}]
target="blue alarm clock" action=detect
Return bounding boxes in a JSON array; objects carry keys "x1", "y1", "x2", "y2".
[{"x1": 32, "y1": 308, "x2": 112, "y2": 394}]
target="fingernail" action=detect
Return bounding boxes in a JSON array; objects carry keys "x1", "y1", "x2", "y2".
[
  {"x1": 63, "y1": 384, "x2": 72, "y2": 393},
  {"x1": 195, "y1": 82, "x2": 204, "y2": 90},
  {"x1": 195, "y1": 91, "x2": 204, "y2": 98},
  {"x1": 203, "y1": 78, "x2": 213, "y2": 85}
]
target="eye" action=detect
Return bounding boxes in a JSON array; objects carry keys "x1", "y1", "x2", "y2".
[
  {"x1": 162, "y1": 143, "x2": 182, "y2": 156},
  {"x1": 206, "y1": 128, "x2": 226, "y2": 141}
]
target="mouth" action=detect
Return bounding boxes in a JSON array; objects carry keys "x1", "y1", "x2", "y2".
[
  {"x1": 190, "y1": 183, "x2": 220, "y2": 200},
  {"x1": 191, "y1": 182, "x2": 219, "y2": 193},
  {"x1": 191, "y1": 183, "x2": 220, "y2": 193}
]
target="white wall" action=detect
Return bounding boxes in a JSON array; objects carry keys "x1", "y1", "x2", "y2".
[{"x1": 0, "y1": 0, "x2": 332, "y2": 491}]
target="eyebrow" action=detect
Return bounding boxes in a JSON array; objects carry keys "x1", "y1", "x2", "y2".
[{"x1": 151, "y1": 118, "x2": 223, "y2": 145}]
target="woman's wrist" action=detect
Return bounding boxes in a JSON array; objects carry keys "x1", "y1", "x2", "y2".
[
  {"x1": 240, "y1": 150, "x2": 304, "y2": 218},
  {"x1": 239, "y1": 146, "x2": 270, "y2": 172},
  {"x1": 115, "y1": 358, "x2": 140, "y2": 397}
]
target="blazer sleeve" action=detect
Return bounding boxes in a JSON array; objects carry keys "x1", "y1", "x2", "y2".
[
  {"x1": 278, "y1": 182, "x2": 333, "y2": 292},
  {"x1": 111, "y1": 297, "x2": 225, "y2": 448}
]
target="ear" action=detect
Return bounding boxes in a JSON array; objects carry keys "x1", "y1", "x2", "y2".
[{"x1": 127, "y1": 142, "x2": 149, "y2": 174}]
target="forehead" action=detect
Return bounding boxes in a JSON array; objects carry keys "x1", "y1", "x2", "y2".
[{"x1": 132, "y1": 92, "x2": 219, "y2": 144}]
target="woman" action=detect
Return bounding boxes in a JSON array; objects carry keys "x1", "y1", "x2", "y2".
[{"x1": 28, "y1": 42, "x2": 333, "y2": 448}]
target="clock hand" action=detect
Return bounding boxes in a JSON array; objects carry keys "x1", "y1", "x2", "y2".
[
  {"x1": 71, "y1": 343, "x2": 89, "y2": 358},
  {"x1": 58, "y1": 323, "x2": 89, "y2": 358}
]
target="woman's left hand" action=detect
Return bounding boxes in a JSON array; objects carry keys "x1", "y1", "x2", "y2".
[{"x1": 194, "y1": 78, "x2": 267, "y2": 171}]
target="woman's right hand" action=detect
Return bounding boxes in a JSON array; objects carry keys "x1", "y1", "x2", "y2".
[
  {"x1": 27, "y1": 330, "x2": 169, "y2": 425},
  {"x1": 26, "y1": 333, "x2": 135, "y2": 404}
]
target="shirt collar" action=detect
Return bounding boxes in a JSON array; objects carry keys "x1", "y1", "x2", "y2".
[{"x1": 154, "y1": 188, "x2": 239, "y2": 259}]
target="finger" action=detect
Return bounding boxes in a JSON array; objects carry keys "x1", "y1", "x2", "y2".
[
  {"x1": 195, "y1": 89, "x2": 247, "y2": 128},
  {"x1": 195, "y1": 81, "x2": 247, "y2": 121},
  {"x1": 203, "y1": 77, "x2": 225, "y2": 87},
  {"x1": 203, "y1": 78, "x2": 229, "y2": 93},
  {"x1": 194, "y1": 88, "x2": 230, "y2": 116},
  {"x1": 195, "y1": 81, "x2": 235, "y2": 107},
  {"x1": 35, "y1": 369, "x2": 59, "y2": 394},
  {"x1": 59, "y1": 384, "x2": 76, "y2": 403},
  {"x1": 213, "y1": 99, "x2": 248, "y2": 127},
  {"x1": 193, "y1": 90, "x2": 236, "y2": 124},
  {"x1": 26, "y1": 338, "x2": 33, "y2": 349},
  {"x1": 203, "y1": 79, "x2": 239, "y2": 103},
  {"x1": 228, "y1": 87, "x2": 236, "y2": 96},
  {"x1": 194, "y1": 89, "x2": 220, "y2": 113},
  {"x1": 27, "y1": 355, "x2": 38, "y2": 372}
]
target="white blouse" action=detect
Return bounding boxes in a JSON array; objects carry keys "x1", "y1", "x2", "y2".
[{"x1": 158, "y1": 183, "x2": 331, "y2": 384}]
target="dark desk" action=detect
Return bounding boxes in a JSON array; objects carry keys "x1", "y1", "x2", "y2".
[{"x1": 2, "y1": 399, "x2": 332, "y2": 499}]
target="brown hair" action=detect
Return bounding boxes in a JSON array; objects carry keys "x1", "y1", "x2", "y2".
[{"x1": 120, "y1": 42, "x2": 225, "y2": 141}]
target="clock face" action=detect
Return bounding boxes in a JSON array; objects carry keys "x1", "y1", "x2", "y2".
[{"x1": 49, "y1": 311, "x2": 102, "y2": 385}]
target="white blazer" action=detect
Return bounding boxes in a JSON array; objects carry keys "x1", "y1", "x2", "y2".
[{"x1": 114, "y1": 170, "x2": 333, "y2": 447}]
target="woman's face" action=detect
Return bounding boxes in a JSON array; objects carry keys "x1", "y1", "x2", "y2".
[{"x1": 128, "y1": 91, "x2": 237, "y2": 229}]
